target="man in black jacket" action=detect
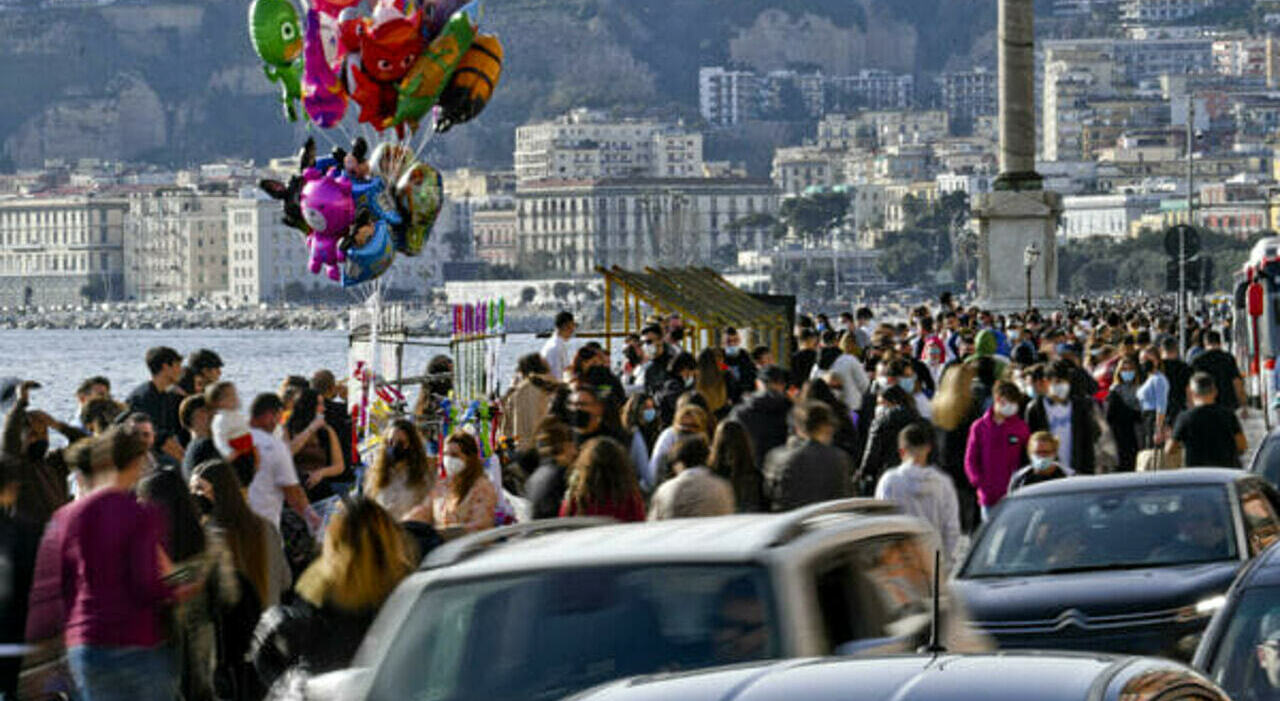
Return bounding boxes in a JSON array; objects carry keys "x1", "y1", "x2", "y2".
[
  {"x1": 729, "y1": 366, "x2": 792, "y2": 469},
  {"x1": 762, "y1": 401, "x2": 853, "y2": 511},
  {"x1": 722, "y1": 327, "x2": 757, "y2": 403},
  {"x1": 641, "y1": 324, "x2": 674, "y2": 396},
  {"x1": 312, "y1": 369, "x2": 353, "y2": 475},
  {"x1": 126, "y1": 346, "x2": 185, "y2": 463},
  {"x1": 1025, "y1": 360, "x2": 1100, "y2": 474}
]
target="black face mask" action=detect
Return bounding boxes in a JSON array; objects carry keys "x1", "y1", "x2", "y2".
[
  {"x1": 27, "y1": 440, "x2": 49, "y2": 462},
  {"x1": 570, "y1": 409, "x2": 593, "y2": 430},
  {"x1": 192, "y1": 494, "x2": 214, "y2": 517},
  {"x1": 1141, "y1": 361, "x2": 1154, "y2": 375},
  {"x1": 231, "y1": 453, "x2": 256, "y2": 489}
]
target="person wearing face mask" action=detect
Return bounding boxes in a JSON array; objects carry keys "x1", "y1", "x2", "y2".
[
  {"x1": 1025, "y1": 360, "x2": 1102, "y2": 475},
  {"x1": 722, "y1": 327, "x2": 758, "y2": 403},
  {"x1": 1, "y1": 379, "x2": 80, "y2": 527},
  {"x1": 656, "y1": 352, "x2": 699, "y2": 427},
  {"x1": 621, "y1": 392, "x2": 661, "y2": 454},
  {"x1": 571, "y1": 375, "x2": 650, "y2": 485},
  {"x1": 641, "y1": 324, "x2": 675, "y2": 395},
  {"x1": 875, "y1": 423, "x2": 961, "y2": 572},
  {"x1": 1008, "y1": 432, "x2": 1074, "y2": 493},
  {"x1": 525, "y1": 419, "x2": 577, "y2": 520},
  {"x1": 430, "y1": 432, "x2": 498, "y2": 534},
  {"x1": 855, "y1": 386, "x2": 920, "y2": 496},
  {"x1": 1105, "y1": 355, "x2": 1144, "y2": 471},
  {"x1": 364, "y1": 420, "x2": 435, "y2": 521},
  {"x1": 964, "y1": 381, "x2": 1030, "y2": 520},
  {"x1": 1136, "y1": 349, "x2": 1170, "y2": 449}
]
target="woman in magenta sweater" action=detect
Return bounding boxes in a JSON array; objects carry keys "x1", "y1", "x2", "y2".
[
  {"x1": 27, "y1": 427, "x2": 180, "y2": 701},
  {"x1": 964, "y1": 381, "x2": 1030, "y2": 522}
]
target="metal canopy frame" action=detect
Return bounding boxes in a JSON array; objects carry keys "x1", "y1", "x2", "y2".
[{"x1": 597, "y1": 265, "x2": 790, "y2": 367}]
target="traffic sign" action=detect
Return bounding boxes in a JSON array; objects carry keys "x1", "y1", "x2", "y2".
[{"x1": 1164, "y1": 225, "x2": 1200, "y2": 259}]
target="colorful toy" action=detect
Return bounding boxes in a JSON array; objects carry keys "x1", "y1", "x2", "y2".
[
  {"x1": 302, "y1": 9, "x2": 348, "y2": 128},
  {"x1": 248, "y1": 0, "x2": 304, "y2": 122},
  {"x1": 300, "y1": 168, "x2": 355, "y2": 281},
  {"x1": 342, "y1": 3, "x2": 424, "y2": 131},
  {"x1": 435, "y1": 34, "x2": 502, "y2": 133},
  {"x1": 342, "y1": 213, "x2": 396, "y2": 287},
  {"x1": 393, "y1": 3, "x2": 477, "y2": 129},
  {"x1": 393, "y1": 162, "x2": 442, "y2": 255},
  {"x1": 259, "y1": 137, "x2": 317, "y2": 234}
]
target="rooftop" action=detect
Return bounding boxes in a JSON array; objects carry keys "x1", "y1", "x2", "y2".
[{"x1": 1013, "y1": 467, "x2": 1249, "y2": 499}]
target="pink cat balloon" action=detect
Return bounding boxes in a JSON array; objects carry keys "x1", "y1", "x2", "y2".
[{"x1": 300, "y1": 167, "x2": 354, "y2": 281}]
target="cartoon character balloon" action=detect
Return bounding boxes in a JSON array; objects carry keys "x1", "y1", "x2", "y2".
[
  {"x1": 435, "y1": 34, "x2": 503, "y2": 133},
  {"x1": 341, "y1": 2, "x2": 424, "y2": 132},
  {"x1": 341, "y1": 210, "x2": 397, "y2": 287},
  {"x1": 259, "y1": 138, "x2": 317, "y2": 234},
  {"x1": 300, "y1": 168, "x2": 355, "y2": 281},
  {"x1": 302, "y1": 9, "x2": 348, "y2": 128},
  {"x1": 249, "y1": 0, "x2": 304, "y2": 121},
  {"x1": 394, "y1": 162, "x2": 443, "y2": 256},
  {"x1": 393, "y1": 6, "x2": 475, "y2": 129}
]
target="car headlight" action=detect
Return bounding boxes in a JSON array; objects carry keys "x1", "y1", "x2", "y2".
[{"x1": 1176, "y1": 595, "x2": 1226, "y2": 622}]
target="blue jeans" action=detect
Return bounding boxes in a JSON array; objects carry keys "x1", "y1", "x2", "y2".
[{"x1": 68, "y1": 645, "x2": 174, "y2": 701}]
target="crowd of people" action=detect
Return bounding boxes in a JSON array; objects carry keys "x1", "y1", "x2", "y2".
[{"x1": 0, "y1": 293, "x2": 1249, "y2": 700}]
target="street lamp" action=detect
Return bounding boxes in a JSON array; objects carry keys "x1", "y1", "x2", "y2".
[{"x1": 1023, "y1": 242, "x2": 1041, "y2": 312}]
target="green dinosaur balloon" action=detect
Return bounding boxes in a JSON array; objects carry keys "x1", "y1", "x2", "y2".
[{"x1": 248, "y1": 0, "x2": 305, "y2": 122}]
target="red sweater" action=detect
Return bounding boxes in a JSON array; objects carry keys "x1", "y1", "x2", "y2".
[{"x1": 559, "y1": 491, "x2": 646, "y2": 522}]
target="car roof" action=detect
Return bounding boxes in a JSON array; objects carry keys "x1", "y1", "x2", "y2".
[
  {"x1": 418, "y1": 501, "x2": 924, "y2": 581},
  {"x1": 1241, "y1": 541, "x2": 1280, "y2": 588},
  {"x1": 1009, "y1": 468, "x2": 1247, "y2": 499},
  {"x1": 570, "y1": 653, "x2": 1187, "y2": 701}
]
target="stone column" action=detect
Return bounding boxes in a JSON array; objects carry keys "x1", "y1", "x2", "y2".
[{"x1": 973, "y1": 0, "x2": 1060, "y2": 311}]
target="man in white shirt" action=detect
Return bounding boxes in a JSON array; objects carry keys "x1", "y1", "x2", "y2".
[
  {"x1": 541, "y1": 311, "x2": 576, "y2": 382},
  {"x1": 245, "y1": 393, "x2": 321, "y2": 531},
  {"x1": 875, "y1": 422, "x2": 962, "y2": 572}
]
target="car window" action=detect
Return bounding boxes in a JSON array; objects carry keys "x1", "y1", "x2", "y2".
[
  {"x1": 1240, "y1": 483, "x2": 1280, "y2": 557},
  {"x1": 961, "y1": 485, "x2": 1239, "y2": 578},
  {"x1": 1203, "y1": 586, "x2": 1280, "y2": 700},
  {"x1": 813, "y1": 534, "x2": 933, "y2": 653},
  {"x1": 365, "y1": 565, "x2": 777, "y2": 701}
]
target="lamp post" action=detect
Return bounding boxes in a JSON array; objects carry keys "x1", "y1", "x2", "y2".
[{"x1": 1023, "y1": 242, "x2": 1041, "y2": 312}]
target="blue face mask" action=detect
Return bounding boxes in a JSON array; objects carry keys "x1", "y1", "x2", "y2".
[
  {"x1": 1120, "y1": 370, "x2": 1136, "y2": 383},
  {"x1": 725, "y1": 345, "x2": 740, "y2": 357},
  {"x1": 642, "y1": 408, "x2": 657, "y2": 424},
  {"x1": 899, "y1": 377, "x2": 916, "y2": 394}
]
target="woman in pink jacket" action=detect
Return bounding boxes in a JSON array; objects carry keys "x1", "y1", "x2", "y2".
[{"x1": 964, "y1": 381, "x2": 1030, "y2": 521}]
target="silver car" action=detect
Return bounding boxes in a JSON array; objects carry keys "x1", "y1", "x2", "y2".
[{"x1": 313, "y1": 500, "x2": 988, "y2": 701}]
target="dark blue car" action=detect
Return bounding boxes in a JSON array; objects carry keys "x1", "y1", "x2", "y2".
[
  {"x1": 1195, "y1": 541, "x2": 1280, "y2": 700},
  {"x1": 952, "y1": 469, "x2": 1280, "y2": 659}
]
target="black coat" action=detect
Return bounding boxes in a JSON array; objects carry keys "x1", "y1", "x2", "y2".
[
  {"x1": 1026, "y1": 397, "x2": 1099, "y2": 475},
  {"x1": 728, "y1": 390, "x2": 792, "y2": 468},
  {"x1": 525, "y1": 461, "x2": 568, "y2": 520},
  {"x1": 723, "y1": 352, "x2": 757, "y2": 403},
  {"x1": 250, "y1": 599, "x2": 379, "y2": 689},
  {"x1": 763, "y1": 438, "x2": 853, "y2": 511},
  {"x1": 857, "y1": 405, "x2": 919, "y2": 491},
  {"x1": 0, "y1": 513, "x2": 38, "y2": 699},
  {"x1": 126, "y1": 380, "x2": 183, "y2": 448}
]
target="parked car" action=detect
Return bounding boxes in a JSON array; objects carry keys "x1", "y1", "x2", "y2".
[
  {"x1": 1195, "y1": 541, "x2": 1280, "y2": 700},
  {"x1": 565, "y1": 652, "x2": 1230, "y2": 701},
  {"x1": 307, "y1": 500, "x2": 989, "y2": 701},
  {"x1": 952, "y1": 469, "x2": 1280, "y2": 660},
  {"x1": 1250, "y1": 427, "x2": 1280, "y2": 489}
]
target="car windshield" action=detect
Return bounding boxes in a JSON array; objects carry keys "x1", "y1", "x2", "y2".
[
  {"x1": 365, "y1": 565, "x2": 778, "y2": 701},
  {"x1": 1205, "y1": 587, "x2": 1280, "y2": 700},
  {"x1": 961, "y1": 485, "x2": 1238, "y2": 578}
]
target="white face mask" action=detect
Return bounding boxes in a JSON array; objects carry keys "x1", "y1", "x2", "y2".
[
  {"x1": 1031, "y1": 456, "x2": 1055, "y2": 472},
  {"x1": 643, "y1": 343, "x2": 658, "y2": 358},
  {"x1": 442, "y1": 456, "x2": 465, "y2": 478},
  {"x1": 996, "y1": 401, "x2": 1019, "y2": 418},
  {"x1": 1050, "y1": 383, "x2": 1071, "y2": 400}
]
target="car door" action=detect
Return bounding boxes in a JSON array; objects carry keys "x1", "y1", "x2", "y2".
[
  {"x1": 808, "y1": 532, "x2": 934, "y2": 655},
  {"x1": 1238, "y1": 479, "x2": 1280, "y2": 558}
]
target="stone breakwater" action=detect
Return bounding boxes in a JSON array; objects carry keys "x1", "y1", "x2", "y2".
[{"x1": 0, "y1": 305, "x2": 567, "y2": 334}]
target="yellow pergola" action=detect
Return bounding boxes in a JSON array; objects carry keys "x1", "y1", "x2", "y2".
[{"x1": 596, "y1": 266, "x2": 791, "y2": 367}]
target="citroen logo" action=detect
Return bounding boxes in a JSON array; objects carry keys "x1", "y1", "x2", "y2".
[{"x1": 1055, "y1": 609, "x2": 1088, "y2": 630}]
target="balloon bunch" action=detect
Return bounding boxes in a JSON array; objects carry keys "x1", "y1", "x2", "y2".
[
  {"x1": 248, "y1": 0, "x2": 504, "y2": 135},
  {"x1": 258, "y1": 135, "x2": 443, "y2": 286}
]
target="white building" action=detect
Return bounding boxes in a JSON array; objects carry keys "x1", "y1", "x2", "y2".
[
  {"x1": 1212, "y1": 37, "x2": 1270, "y2": 77},
  {"x1": 226, "y1": 194, "x2": 313, "y2": 304},
  {"x1": 1120, "y1": 0, "x2": 1216, "y2": 23},
  {"x1": 771, "y1": 147, "x2": 841, "y2": 195},
  {"x1": 472, "y1": 205, "x2": 518, "y2": 268},
  {"x1": 516, "y1": 177, "x2": 780, "y2": 275},
  {"x1": 940, "y1": 68, "x2": 997, "y2": 130},
  {"x1": 1058, "y1": 192, "x2": 1162, "y2": 240},
  {"x1": 826, "y1": 70, "x2": 915, "y2": 111},
  {"x1": 515, "y1": 110, "x2": 704, "y2": 185},
  {"x1": 699, "y1": 67, "x2": 760, "y2": 127},
  {"x1": 936, "y1": 171, "x2": 994, "y2": 198},
  {"x1": 123, "y1": 186, "x2": 233, "y2": 302},
  {"x1": 0, "y1": 194, "x2": 127, "y2": 306}
]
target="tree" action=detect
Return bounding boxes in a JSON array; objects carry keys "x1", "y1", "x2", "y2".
[
  {"x1": 778, "y1": 192, "x2": 850, "y2": 240},
  {"x1": 877, "y1": 235, "x2": 934, "y2": 285}
]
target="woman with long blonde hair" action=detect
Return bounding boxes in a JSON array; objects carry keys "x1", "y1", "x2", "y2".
[
  {"x1": 930, "y1": 362, "x2": 983, "y2": 534},
  {"x1": 250, "y1": 497, "x2": 416, "y2": 688},
  {"x1": 694, "y1": 348, "x2": 729, "y2": 419}
]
